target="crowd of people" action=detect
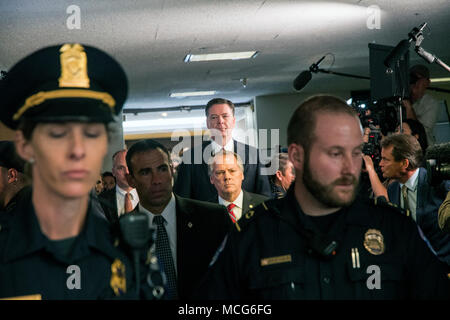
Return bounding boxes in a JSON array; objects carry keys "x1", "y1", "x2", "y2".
[{"x1": 0, "y1": 43, "x2": 448, "y2": 300}]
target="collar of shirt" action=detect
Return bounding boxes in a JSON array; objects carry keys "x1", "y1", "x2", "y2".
[
  {"x1": 116, "y1": 186, "x2": 138, "y2": 200},
  {"x1": 399, "y1": 168, "x2": 419, "y2": 192},
  {"x1": 3, "y1": 189, "x2": 122, "y2": 264},
  {"x1": 219, "y1": 190, "x2": 243, "y2": 220},
  {"x1": 211, "y1": 138, "x2": 234, "y2": 154}
]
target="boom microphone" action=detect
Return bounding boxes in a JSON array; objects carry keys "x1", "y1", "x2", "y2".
[{"x1": 293, "y1": 55, "x2": 326, "y2": 91}]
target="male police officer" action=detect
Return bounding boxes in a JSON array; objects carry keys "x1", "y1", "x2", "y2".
[{"x1": 198, "y1": 95, "x2": 449, "y2": 299}]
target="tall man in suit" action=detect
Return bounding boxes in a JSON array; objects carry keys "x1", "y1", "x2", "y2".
[
  {"x1": 380, "y1": 133, "x2": 450, "y2": 265},
  {"x1": 174, "y1": 98, "x2": 271, "y2": 201},
  {"x1": 98, "y1": 149, "x2": 139, "y2": 224},
  {"x1": 125, "y1": 139, "x2": 231, "y2": 299},
  {"x1": 208, "y1": 150, "x2": 268, "y2": 223}
]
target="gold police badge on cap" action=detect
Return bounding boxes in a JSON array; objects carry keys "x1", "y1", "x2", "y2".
[
  {"x1": 110, "y1": 259, "x2": 127, "y2": 296},
  {"x1": 363, "y1": 229, "x2": 385, "y2": 255},
  {"x1": 59, "y1": 43, "x2": 90, "y2": 88}
]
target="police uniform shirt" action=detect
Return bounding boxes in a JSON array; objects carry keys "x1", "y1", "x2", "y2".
[
  {"x1": 116, "y1": 186, "x2": 139, "y2": 216},
  {"x1": 0, "y1": 191, "x2": 136, "y2": 300},
  {"x1": 139, "y1": 193, "x2": 177, "y2": 274},
  {"x1": 399, "y1": 168, "x2": 419, "y2": 221},
  {"x1": 219, "y1": 190, "x2": 244, "y2": 221}
]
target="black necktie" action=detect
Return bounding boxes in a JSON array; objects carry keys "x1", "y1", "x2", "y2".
[{"x1": 153, "y1": 215, "x2": 177, "y2": 299}]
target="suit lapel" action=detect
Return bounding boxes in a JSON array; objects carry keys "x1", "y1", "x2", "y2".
[
  {"x1": 242, "y1": 190, "x2": 251, "y2": 213},
  {"x1": 416, "y1": 168, "x2": 427, "y2": 219},
  {"x1": 174, "y1": 195, "x2": 194, "y2": 295}
]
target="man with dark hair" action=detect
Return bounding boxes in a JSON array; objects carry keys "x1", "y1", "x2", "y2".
[
  {"x1": 101, "y1": 171, "x2": 116, "y2": 191},
  {"x1": 267, "y1": 152, "x2": 295, "y2": 199},
  {"x1": 207, "y1": 150, "x2": 268, "y2": 222},
  {"x1": 381, "y1": 133, "x2": 450, "y2": 265},
  {"x1": 197, "y1": 95, "x2": 449, "y2": 299},
  {"x1": 174, "y1": 97, "x2": 271, "y2": 201},
  {"x1": 125, "y1": 139, "x2": 231, "y2": 300},
  {"x1": 98, "y1": 149, "x2": 139, "y2": 224},
  {"x1": 0, "y1": 141, "x2": 30, "y2": 212},
  {"x1": 402, "y1": 64, "x2": 440, "y2": 146}
]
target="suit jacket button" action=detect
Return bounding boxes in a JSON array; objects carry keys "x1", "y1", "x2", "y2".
[{"x1": 187, "y1": 222, "x2": 193, "y2": 228}]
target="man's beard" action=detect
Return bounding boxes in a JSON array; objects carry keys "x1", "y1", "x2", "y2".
[{"x1": 302, "y1": 157, "x2": 359, "y2": 208}]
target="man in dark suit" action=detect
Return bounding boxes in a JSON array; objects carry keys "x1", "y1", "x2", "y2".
[
  {"x1": 380, "y1": 133, "x2": 450, "y2": 265},
  {"x1": 125, "y1": 139, "x2": 231, "y2": 300},
  {"x1": 98, "y1": 149, "x2": 139, "y2": 224},
  {"x1": 208, "y1": 150, "x2": 268, "y2": 222},
  {"x1": 174, "y1": 98, "x2": 271, "y2": 201}
]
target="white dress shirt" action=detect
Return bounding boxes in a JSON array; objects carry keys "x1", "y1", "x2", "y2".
[
  {"x1": 399, "y1": 169, "x2": 419, "y2": 221},
  {"x1": 116, "y1": 186, "x2": 139, "y2": 216},
  {"x1": 219, "y1": 190, "x2": 244, "y2": 221},
  {"x1": 140, "y1": 193, "x2": 178, "y2": 274},
  {"x1": 211, "y1": 138, "x2": 234, "y2": 154}
]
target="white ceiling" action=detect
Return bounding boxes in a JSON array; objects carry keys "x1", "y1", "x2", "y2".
[{"x1": 1, "y1": 0, "x2": 449, "y2": 112}]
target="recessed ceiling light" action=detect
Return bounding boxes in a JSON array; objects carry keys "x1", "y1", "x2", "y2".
[
  {"x1": 430, "y1": 77, "x2": 450, "y2": 83},
  {"x1": 184, "y1": 51, "x2": 258, "y2": 62},
  {"x1": 161, "y1": 112, "x2": 168, "y2": 117},
  {"x1": 170, "y1": 91, "x2": 216, "y2": 98}
]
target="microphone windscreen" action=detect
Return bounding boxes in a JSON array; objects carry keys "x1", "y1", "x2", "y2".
[{"x1": 293, "y1": 71, "x2": 312, "y2": 91}]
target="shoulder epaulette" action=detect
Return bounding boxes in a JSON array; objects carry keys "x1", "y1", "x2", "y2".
[
  {"x1": 371, "y1": 197, "x2": 409, "y2": 216},
  {"x1": 234, "y1": 199, "x2": 281, "y2": 232}
]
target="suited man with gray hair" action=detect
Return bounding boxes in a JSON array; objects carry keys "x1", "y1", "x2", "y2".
[{"x1": 208, "y1": 150, "x2": 268, "y2": 223}]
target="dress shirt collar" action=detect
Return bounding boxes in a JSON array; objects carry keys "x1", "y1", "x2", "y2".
[
  {"x1": 211, "y1": 138, "x2": 234, "y2": 154},
  {"x1": 116, "y1": 186, "x2": 138, "y2": 199},
  {"x1": 140, "y1": 193, "x2": 176, "y2": 229},
  {"x1": 399, "y1": 168, "x2": 419, "y2": 192},
  {"x1": 218, "y1": 189, "x2": 243, "y2": 209}
]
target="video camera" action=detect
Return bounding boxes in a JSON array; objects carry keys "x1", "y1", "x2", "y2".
[{"x1": 425, "y1": 142, "x2": 450, "y2": 186}]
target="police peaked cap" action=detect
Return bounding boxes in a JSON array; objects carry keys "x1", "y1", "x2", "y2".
[{"x1": 0, "y1": 44, "x2": 128, "y2": 129}]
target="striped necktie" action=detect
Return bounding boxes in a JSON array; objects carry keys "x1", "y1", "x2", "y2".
[{"x1": 227, "y1": 203, "x2": 237, "y2": 223}]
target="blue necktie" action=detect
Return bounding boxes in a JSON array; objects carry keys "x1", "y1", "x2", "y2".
[{"x1": 153, "y1": 215, "x2": 177, "y2": 299}]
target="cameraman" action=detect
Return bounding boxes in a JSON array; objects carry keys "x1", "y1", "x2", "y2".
[{"x1": 402, "y1": 64, "x2": 440, "y2": 146}]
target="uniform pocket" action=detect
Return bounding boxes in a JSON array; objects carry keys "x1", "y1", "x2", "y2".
[
  {"x1": 247, "y1": 267, "x2": 305, "y2": 299},
  {"x1": 346, "y1": 260, "x2": 406, "y2": 299}
]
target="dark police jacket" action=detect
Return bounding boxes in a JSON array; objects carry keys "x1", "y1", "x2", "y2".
[
  {"x1": 198, "y1": 188, "x2": 450, "y2": 299},
  {"x1": 174, "y1": 140, "x2": 272, "y2": 201},
  {"x1": 0, "y1": 190, "x2": 137, "y2": 300}
]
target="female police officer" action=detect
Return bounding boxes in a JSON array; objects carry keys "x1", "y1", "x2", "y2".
[{"x1": 0, "y1": 44, "x2": 137, "y2": 299}]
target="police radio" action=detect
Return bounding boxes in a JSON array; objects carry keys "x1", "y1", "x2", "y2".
[
  {"x1": 119, "y1": 212, "x2": 165, "y2": 299},
  {"x1": 303, "y1": 229, "x2": 339, "y2": 260}
]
